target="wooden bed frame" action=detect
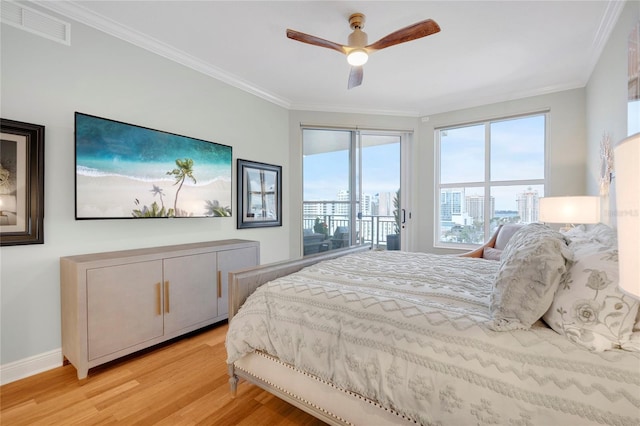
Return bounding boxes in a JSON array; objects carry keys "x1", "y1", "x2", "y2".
[{"x1": 227, "y1": 245, "x2": 417, "y2": 425}]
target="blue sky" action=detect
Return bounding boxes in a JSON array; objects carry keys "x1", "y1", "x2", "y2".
[
  {"x1": 440, "y1": 115, "x2": 545, "y2": 210},
  {"x1": 303, "y1": 141, "x2": 400, "y2": 201},
  {"x1": 303, "y1": 115, "x2": 545, "y2": 211}
]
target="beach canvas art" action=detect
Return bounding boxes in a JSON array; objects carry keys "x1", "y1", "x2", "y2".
[{"x1": 75, "y1": 113, "x2": 232, "y2": 219}]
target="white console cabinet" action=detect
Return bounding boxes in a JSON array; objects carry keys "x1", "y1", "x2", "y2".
[{"x1": 60, "y1": 239, "x2": 259, "y2": 379}]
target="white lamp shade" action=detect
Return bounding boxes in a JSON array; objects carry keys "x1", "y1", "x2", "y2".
[
  {"x1": 539, "y1": 196, "x2": 600, "y2": 224},
  {"x1": 614, "y1": 132, "x2": 640, "y2": 299},
  {"x1": 0, "y1": 194, "x2": 17, "y2": 212}
]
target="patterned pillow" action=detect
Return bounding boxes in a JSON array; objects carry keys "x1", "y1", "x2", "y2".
[
  {"x1": 623, "y1": 312, "x2": 640, "y2": 351},
  {"x1": 543, "y1": 245, "x2": 640, "y2": 352},
  {"x1": 489, "y1": 223, "x2": 573, "y2": 331}
]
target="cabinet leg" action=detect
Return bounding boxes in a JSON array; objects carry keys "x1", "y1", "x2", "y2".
[{"x1": 77, "y1": 367, "x2": 89, "y2": 380}]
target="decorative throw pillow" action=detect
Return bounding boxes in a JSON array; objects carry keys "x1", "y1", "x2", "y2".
[
  {"x1": 489, "y1": 223, "x2": 573, "y2": 331},
  {"x1": 483, "y1": 247, "x2": 502, "y2": 261},
  {"x1": 563, "y1": 224, "x2": 590, "y2": 243},
  {"x1": 589, "y1": 223, "x2": 618, "y2": 246},
  {"x1": 620, "y1": 308, "x2": 640, "y2": 351},
  {"x1": 563, "y1": 223, "x2": 617, "y2": 255},
  {"x1": 543, "y1": 247, "x2": 639, "y2": 352},
  {"x1": 494, "y1": 224, "x2": 524, "y2": 250},
  {"x1": 622, "y1": 310, "x2": 640, "y2": 351}
]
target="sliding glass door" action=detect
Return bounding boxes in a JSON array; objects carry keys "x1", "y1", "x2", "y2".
[{"x1": 302, "y1": 128, "x2": 404, "y2": 256}]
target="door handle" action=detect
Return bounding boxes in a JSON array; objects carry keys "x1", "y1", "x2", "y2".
[{"x1": 402, "y1": 209, "x2": 406, "y2": 224}]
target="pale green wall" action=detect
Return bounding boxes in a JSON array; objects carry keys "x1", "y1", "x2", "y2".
[
  {"x1": 0, "y1": 17, "x2": 289, "y2": 368},
  {"x1": 586, "y1": 0, "x2": 640, "y2": 221},
  {"x1": 290, "y1": 89, "x2": 587, "y2": 256},
  {"x1": 418, "y1": 89, "x2": 587, "y2": 254}
]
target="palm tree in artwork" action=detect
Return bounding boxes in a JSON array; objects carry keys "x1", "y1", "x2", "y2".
[
  {"x1": 167, "y1": 158, "x2": 196, "y2": 216},
  {"x1": 150, "y1": 184, "x2": 166, "y2": 210}
]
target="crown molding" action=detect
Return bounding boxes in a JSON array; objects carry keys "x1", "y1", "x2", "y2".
[
  {"x1": 34, "y1": 0, "x2": 421, "y2": 118},
  {"x1": 586, "y1": 0, "x2": 626, "y2": 77},
  {"x1": 35, "y1": 0, "x2": 293, "y2": 110},
  {"x1": 289, "y1": 102, "x2": 420, "y2": 117},
  {"x1": 32, "y1": 0, "x2": 623, "y2": 119}
]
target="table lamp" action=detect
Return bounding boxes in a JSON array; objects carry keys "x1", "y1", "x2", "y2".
[
  {"x1": 539, "y1": 196, "x2": 600, "y2": 232},
  {"x1": 614, "y1": 132, "x2": 640, "y2": 299}
]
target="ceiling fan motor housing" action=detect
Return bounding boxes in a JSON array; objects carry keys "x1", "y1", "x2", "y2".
[{"x1": 348, "y1": 28, "x2": 368, "y2": 47}]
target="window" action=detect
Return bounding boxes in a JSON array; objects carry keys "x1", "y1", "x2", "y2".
[{"x1": 435, "y1": 113, "x2": 547, "y2": 246}]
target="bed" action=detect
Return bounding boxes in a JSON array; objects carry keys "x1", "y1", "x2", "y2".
[{"x1": 226, "y1": 224, "x2": 640, "y2": 425}]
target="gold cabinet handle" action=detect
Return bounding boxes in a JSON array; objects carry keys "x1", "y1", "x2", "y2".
[
  {"x1": 217, "y1": 270, "x2": 222, "y2": 298},
  {"x1": 164, "y1": 281, "x2": 170, "y2": 313},
  {"x1": 155, "y1": 282, "x2": 161, "y2": 316}
]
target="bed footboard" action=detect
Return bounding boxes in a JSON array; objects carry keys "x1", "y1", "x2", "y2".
[{"x1": 229, "y1": 351, "x2": 415, "y2": 426}]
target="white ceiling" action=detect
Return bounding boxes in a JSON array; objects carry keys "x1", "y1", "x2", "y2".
[{"x1": 37, "y1": 0, "x2": 624, "y2": 117}]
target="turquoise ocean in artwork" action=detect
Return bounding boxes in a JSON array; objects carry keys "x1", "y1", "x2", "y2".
[{"x1": 75, "y1": 114, "x2": 232, "y2": 185}]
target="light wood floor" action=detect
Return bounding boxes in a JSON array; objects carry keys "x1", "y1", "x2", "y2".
[{"x1": 0, "y1": 322, "x2": 327, "y2": 425}]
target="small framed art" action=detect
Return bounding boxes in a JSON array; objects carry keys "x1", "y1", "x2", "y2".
[
  {"x1": 237, "y1": 159, "x2": 282, "y2": 229},
  {"x1": 0, "y1": 119, "x2": 45, "y2": 246}
]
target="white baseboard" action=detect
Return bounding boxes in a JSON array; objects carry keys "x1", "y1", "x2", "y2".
[{"x1": 0, "y1": 348, "x2": 62, "y2": 385}]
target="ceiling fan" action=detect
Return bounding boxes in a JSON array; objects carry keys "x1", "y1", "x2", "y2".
[{"x1": 286, "y1": 13, "x2": 441, "y2": 89}]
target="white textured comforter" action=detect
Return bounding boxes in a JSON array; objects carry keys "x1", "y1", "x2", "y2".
[{"x1": 226, "y1": 251, "x2": 640, "y2": 425}]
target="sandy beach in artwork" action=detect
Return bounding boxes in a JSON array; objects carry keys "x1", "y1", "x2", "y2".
[{"x1": 76, "y1": 174, "x2": 231, "y2": 218}]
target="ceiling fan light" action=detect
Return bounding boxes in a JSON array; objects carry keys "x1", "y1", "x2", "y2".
[{"x1": 347, "y1": 49, "x2": 368, "y2": 66}]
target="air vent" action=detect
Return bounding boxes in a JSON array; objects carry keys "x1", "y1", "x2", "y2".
[{"x1": 1, "y1": 1, "x2": 70, "y2": 45}]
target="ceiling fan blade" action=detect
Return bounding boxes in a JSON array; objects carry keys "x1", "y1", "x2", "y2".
[
  {"x1": 366, "y1": 19, "x2": 440, "y2": 51},
  {"x1": 348, "y1": 66, "x2": 363, "y2": 90},
  {"x1": 286, "y1": 29, "x2": 346, "y2": 54}
]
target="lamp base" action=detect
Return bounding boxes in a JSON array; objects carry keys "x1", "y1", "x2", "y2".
[{"x1": 559, "y1": 224, "x2": 574, "y2": 233}]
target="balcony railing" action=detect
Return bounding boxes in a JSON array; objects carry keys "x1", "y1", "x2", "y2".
[{"x1": 303, "y1": 206, "x2": 397, "y2": 249}]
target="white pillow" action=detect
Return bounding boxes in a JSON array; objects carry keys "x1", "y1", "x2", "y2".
[
  {"x1": 483, "y1": 247, "x2": 502, "y2": 261},
  {"x1": 490, "y1": 223, "x2": 573, "y2": 331},
  {"x1": 564, "y1": 223, "x2": 617, "y2": 250},
  {"x1": 543, "y1": 246, "x2": 640, "y2": 352},
  {"x1": 589, "y1": 223, "x2": 618, "y2": 246}
]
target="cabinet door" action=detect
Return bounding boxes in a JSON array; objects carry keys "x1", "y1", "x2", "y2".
[
  {"x1": 163, "y1": 252, "x2": 217, "y2": 334},
  {"x1": 217, "y1": 247, "x2": 259, "y2": 317},
  {"x1": 87, "y1": 260, "x2": 164, "y2": 360}
]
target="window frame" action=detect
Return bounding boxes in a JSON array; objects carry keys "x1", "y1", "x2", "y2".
[{"x1": 434, "y1": 111, "x2": 549, "y2": 249}]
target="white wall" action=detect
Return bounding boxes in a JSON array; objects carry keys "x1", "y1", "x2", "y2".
[
  {"x1": 0, "y1": 15, "x2": 289, "y2": 378},
  {"x1": 586, "y1": 0, "x2": 640, "y2": 222}
]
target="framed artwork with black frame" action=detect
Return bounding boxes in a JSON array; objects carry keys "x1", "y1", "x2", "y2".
[
  {"x1": 237, "y1": 159, "x2": 282, "y2": 228},
  {"x1": 0, "y1": 119, "x2": 45, "y2": 246}
]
